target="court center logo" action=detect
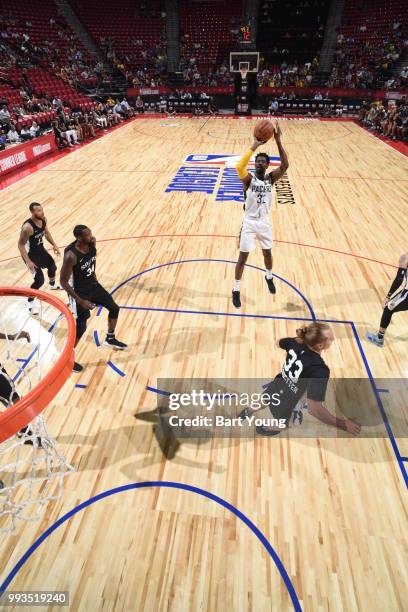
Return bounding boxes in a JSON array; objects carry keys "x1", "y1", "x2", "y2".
[{"x1": 165, "y1": 154, "x2": 296, "y2": 204}]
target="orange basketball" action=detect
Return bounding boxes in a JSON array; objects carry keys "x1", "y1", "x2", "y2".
[{"x1": 254, "y1": 119, "x2": 275, "y2": 142}]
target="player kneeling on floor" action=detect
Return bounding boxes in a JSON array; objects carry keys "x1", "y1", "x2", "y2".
[{"x1": 239, "y1": 322, "x2": 361, "y2": 436}]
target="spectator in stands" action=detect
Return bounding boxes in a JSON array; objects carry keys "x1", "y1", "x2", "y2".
[
  {"x1": 20, "y1": 125, "x2": 32, "y2": 141},
  {"x1": 93, "y1": 109, "x2": 108, "y2": 130},
  {"x1": 52, "y1": 120, "x2": 68, "y2": 148},
  {"x1": 113, "y1": 99, "x2": 124, "y2": 117},
  {"x1": 268, "y1": 99, "x2": 279, "y2": 116},
  {"x1": 59, "y1": 117, "x2": 78, "y2": 146},
  {"x1": 120, "y1": 97, "x2": 133, "y2": 118},
  {"x1": 158, "y1": 97, "x2": 167, "y2": 113},
  {"x1": 0, "y1": 129, "x2": 7, "y2": 150},
  {"x1": 29, "y1": 121, "x2": 40, "y2": 138},
  {"x1": 7, "y1": 123, "x2": 20, "y2": 143},
  {"x1": 135, "y1": 96, "x2": 144, "y2": 113},
  {"x1": 0, "y1": 105, "x2": 11, "y2": 126},
  {"x1": 166, "y1": 103, "x2": 176, "y2": 116}
]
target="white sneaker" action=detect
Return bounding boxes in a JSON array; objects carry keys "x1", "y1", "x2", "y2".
[
  {"x1": 27, "y1": 300, "x2": 40, "y2": 315},
  {"x1": 48, "y1": 283, "x2": 62, "y2": 290}
]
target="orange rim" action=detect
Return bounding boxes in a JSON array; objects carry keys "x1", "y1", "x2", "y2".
[{"x1": 0, "y1": 287, "x2": 75, "y2": 443}]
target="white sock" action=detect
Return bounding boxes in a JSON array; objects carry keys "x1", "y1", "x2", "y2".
[
  {"x1": 233, "y1": 280, "x2": 240, "y2": 292},
  {"x1": 266, "y1": 269, "x2": 273, "y2": 280}
]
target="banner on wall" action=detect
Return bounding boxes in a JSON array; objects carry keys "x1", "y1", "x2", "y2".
[{"x1": 0, "y1": 133, "x2": 57, "y2": 178}]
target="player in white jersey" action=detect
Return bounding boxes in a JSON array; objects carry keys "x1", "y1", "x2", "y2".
[
  {"x1": 366, "y1": 251, "x2": 408, "y2": 346},
  {"x1": 232, "y1": 121, "x2": 289, "y2": 308}
]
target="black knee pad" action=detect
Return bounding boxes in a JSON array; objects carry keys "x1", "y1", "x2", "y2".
[
  {"x1": 108, "y1": 302, "x2": 120, "y2": 319},
  {"x1": 31, "y1": 268, "x2": 45, "y2": 289},
  {"x1": 76, "y1": 314, "x2": 89, "y2": 341},
  {"x1": 48, "y1": 261, "x2": 57, "y2": 278}
]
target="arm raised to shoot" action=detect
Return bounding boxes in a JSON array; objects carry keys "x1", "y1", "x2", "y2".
[{"x1": 236, "y1": 138, "x2": 265, "y2": 189}]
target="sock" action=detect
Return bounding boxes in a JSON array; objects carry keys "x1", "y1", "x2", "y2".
[
  {"x1": 378, "y1": 331, "x2": 385, "y2": 340},
  {"x1": 266, "y1": 270, "x2": 273, "y2": 280},
  {"x1": 107, "y1": 331, "x2": 115, "y2": 339},
  {"x1": 233, "y1": 280, "x2": 240, "y2": 292}
]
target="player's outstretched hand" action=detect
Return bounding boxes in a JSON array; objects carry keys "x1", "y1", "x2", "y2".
[
  {"x1": 273, "y1": 121, "x2": 282, "y2": 139},
  {"x1": 27, "y1": 260, "x2": 36, "y2": 273},
  {"x1": 251, "y1": 138, "x2": 265, "y2": 150},
  {"x1": 382, "y1": 297, "x2": 390, "y2": 308},
  {"x1": 344, "y1": 418, "x2": 361, "y2": 436}
]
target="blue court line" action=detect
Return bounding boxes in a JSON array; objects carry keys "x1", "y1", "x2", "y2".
[
  {"x1": 100, "y1": 258, "x2": 317, "y2": 321},
  {"x1": 75, "y1": 384, "x2": 87, "y2": 389},
  {"x1": 146, "y1": 385, "x2": 171, "y2": 397},
  {"x1": 402, "y1": 457, "x2": 408, "y2": 462},
  {"x1": 107, "y1": 361, "x2": 125, "y2": 377},
  {"x1": 376, "y1": 388, "x2": 390, "y2": 393},
  {"x1": 93, "y1": 330, "x2": 100, "y2": 347},
  {"x1": 350, "y1": 322, "x2": 408, "y2": 488},
  {"x1": 16, "y1": 358, "x2": 27, "y2": 363},
  {"x1": 0, "y1": 482, "x2": 302, "y2": 612},
  {"x1": 117, "y1": 304, "x2": 350, "y2": 324}
]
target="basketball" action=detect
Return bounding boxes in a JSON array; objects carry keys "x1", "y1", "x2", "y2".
[{"x1": 254, "y1": 119, "x2": 275, "y2": 142}]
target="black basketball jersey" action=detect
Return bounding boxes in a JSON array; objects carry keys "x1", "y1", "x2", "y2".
[
  {"x1": 265, "y1": 337, "x2": 330, "y2": 412},
  {"x1": 24, "y1": 218, "x2": 46, "y2": 255},
  {"x1": 65, "y1": 242, "x2": 97, "y2": 295}
]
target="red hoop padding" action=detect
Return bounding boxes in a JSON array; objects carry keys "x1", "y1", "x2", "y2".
[{"x1": 0, "y1": 287, "x2": 76, "y2": 443}]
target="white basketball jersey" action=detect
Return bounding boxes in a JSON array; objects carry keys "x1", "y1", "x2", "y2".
[{"x1": 244, "y1": 174, "x2": 274, "y2": 220}]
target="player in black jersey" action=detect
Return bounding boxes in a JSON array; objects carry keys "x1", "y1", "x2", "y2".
[
  {"x1": 18, "y1": 202, "x2": 61, "y2": 314},
  {"x1": 366, "y1": 252, "x2": 408, "y2": 347},
  {"x1": 239, "y1": 322, "x2": 361, "y2": 436},
  {"x1": 60, "y1": 225, "x2": 127, "y2": 372}
]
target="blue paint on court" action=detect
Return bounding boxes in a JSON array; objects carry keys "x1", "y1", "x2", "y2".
[
  {"x1": 376, "y1": 388, "x2": 390, "y2": 393},
  {"x1": 0, "y1": 481, "x2": 302, "y2": 612},
  {"x1": 75, "y1": 384, "x2": 87, "y2": 389},
  {"x1": 107, "y1": 360, "x2": 125, "y2": 377}
]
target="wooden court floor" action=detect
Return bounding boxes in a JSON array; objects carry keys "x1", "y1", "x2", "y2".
[{"x1": 0, "y1": 117, "x2": 407, "y2": 611}]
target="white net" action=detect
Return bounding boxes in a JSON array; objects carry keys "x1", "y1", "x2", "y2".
[{"x1": 0, "y1": 292, "x2": 74, "y2": 533}]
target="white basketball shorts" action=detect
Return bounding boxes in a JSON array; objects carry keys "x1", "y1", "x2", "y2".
[{"x1": 239, "y1": 217, "x2": 273, "y2": 253}]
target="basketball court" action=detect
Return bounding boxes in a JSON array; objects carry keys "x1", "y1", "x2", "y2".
[{"x1": 0, "y1": 116, "x2": 407, "y2": 610}]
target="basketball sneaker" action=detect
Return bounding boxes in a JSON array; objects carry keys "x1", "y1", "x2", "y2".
[
  {"x1": 232, "y1": 290, "x2": 241, "y2": 308},
  {"x1": 73, "y1": 362, "x2": 83, "y2": 372},
  {"x1": 48, "y1": 282, "x2": 62, "y2": 290},
  {"x1": 256, "y1": 425, "x2": 281, "y2": 436},
  {"x1": 265, "y1": 276, "x2": 276, "y2": 294},
  {"x1": 366, "y1": 332, "x2": 384, "y2": 347},
  {"x1": 104, "y1": 335, "x2": 127, "y2": 350}
]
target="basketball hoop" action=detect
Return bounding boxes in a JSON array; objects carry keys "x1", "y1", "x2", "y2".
[{"x1": 0, "y1": 287, "x2": 76, "y2": 532}]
